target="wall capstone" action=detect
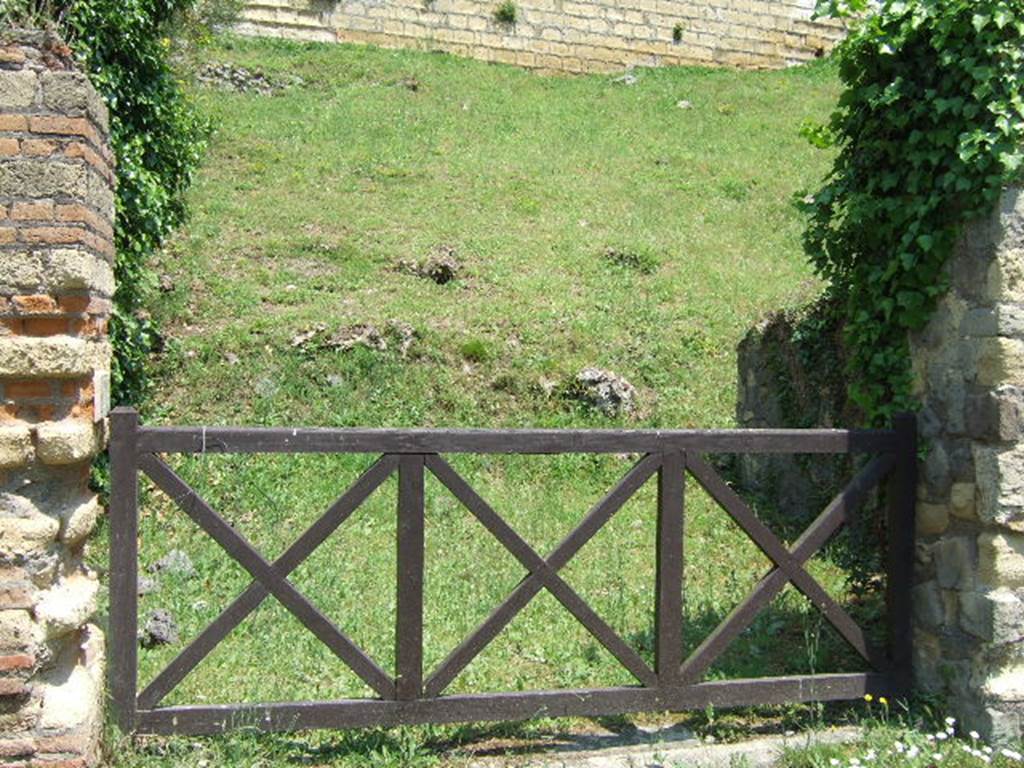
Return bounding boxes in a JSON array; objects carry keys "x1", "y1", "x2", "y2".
[
  {"x1": 0, "y1": 29, "x2": 113, "y2": 767},
  {"x1": 910, "y1": 188, "x2": 1024, "y2": 742}
]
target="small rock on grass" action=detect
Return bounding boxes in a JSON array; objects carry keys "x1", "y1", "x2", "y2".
[
  {"x1": 139, "y1": 609, "x2": 179, "y2": 648},
  {"x1": 137, "y1": 575, "x2": 159, "y2": 596},
  {"x1": 148, "y1": 549, "x2": 196, "y2": 579},
  {"x1": 566, "y1": 368, "x2": 638, "y2": 417},
  {"x1": 397, "y1": 244, "x2": 461, "y2": 285}
]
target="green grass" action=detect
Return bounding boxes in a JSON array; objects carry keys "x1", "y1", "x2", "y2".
[{"x1": 98, "y1": 34, "x2": 878, "y2": 766}]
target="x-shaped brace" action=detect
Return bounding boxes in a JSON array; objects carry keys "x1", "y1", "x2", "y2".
[
  {"x1": 423, "y1": 453, "x2": 662, "y2": 697},
  {"x1": 680, "y1": 454, "x2": 896, "y2": 682},
  {"x1": 138, "y1": 454, "x2": 399, "y2": 707}
]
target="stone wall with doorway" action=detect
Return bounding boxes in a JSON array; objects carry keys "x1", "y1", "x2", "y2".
[
  {"x1": 0, "y1": 30, "x2": 113, "y2": 766},
  {"x1": 237, "y1": 0, "x2": 846, "y2": 73}
]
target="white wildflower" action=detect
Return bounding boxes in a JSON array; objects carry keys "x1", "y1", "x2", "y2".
[
  {"x1": 970, "y1": 731, "x2": 981, "y2": 741},
  {"x1": 936, "y1": 732, "x2": 949, "y2": 741},
  {"x1": 908, "y1": 746, "x2": 921, "y2": 759},
  {"x1": 830, "y1": 760, "x2": 841, "y2": 766},
  {"x1": 933, "y1": 754, "x2": 944, "y2": 761},
  {"x1": 984, "y1": 747, "x2": 994, "y2": 755},
  {"x1": 1001, "y1": 749, "x2": 1023, "y2": 761},
  {"x1": 946, "y1": 717, "x2": 957, "y2": 726},
  {"x1": 895, "y1": 742, "x2": 906, "y2": 753},
  {"x1": 927, "y1": 734, "x2": 936, "y2": 742},
  {"x1": 982, "y1": 756, "x2": 992, "y2": 764}
]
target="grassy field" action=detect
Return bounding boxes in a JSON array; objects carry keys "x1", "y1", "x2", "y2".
[{"x1": 97, "y1": 35, "x2": 873, "y2": 766}]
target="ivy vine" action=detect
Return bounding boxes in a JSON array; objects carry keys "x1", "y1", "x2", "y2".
[{"x1": 804, "y1": 0, "x2": 1024, "y2": 426}]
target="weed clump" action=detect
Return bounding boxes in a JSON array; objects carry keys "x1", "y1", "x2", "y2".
[
  {"x1": 494, "y1": 0, "x2": 517, "y2": 25},
  {"x1": 603, "y1": 246, "x2": 660, "y2": 275}
]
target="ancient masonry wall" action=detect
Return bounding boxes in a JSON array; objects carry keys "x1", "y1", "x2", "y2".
[
  {"x1": 237, "y1": 0, "x2": 846, "y2": 73},
  {"x1": 911, "y1": 188, "x2": 1024, "y2": 741},
  {"x1": 0, "y1": 31, "x2": 113, "y2": 766}
]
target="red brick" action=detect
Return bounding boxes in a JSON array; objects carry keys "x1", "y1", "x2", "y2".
[
  {"x1": 0, "y1": 404, "x2": 19, "y2": 422},
  {"x1": 30, "y1": 760, "x2": 87, "y2": 768},
  {"x1": 4, "y1": 380, "x2": 56, "y2": 399},
  {"x1": 60, "y1": 380, "x2": 85, "y2": 398},
  {"x1": 0, "y1": 228, "x2": 15, "y2": 245},
  {"x1": 0, "y1": 655, "x2": 33, "y2": 672},
  {"x1": 10, "y1": 201, "x2": 54, "y2": 221},
  {"x1": 56, "y1": 295, "x2": 89, "y2": 314},
  {"x1": 18, "y1": 227, "x2": 87, "y2": 247},
  {"x1": 0, "y1": 115, "x2": 28, "y2": 132},
  {"x1": 11, "y1": 295, "x2": 57, "y2": 314},
  {"x1": 22, "y1": 318, "x2": 68, "y2": 337},
  {"x1": 1, "y1": 318, "x2": 24, "y2": 334},
  {"x1": 21, "y1": 139, "x2": 57, "y2": 157},
  {"x1": 0, "y1": 138, "x2": 19, "y2": 156},
  {"x1": 27, "y1": 116, "x2": 92, "y2": 141}
]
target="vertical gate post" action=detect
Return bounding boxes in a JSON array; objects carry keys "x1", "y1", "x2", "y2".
[
  {"x1": 655, "y1": 451, "x2": 685, "y2": 684},
  {"x1": 108, "y1": 407, "x2": 140, "y2": 730},
  {"x1": 396, "y1": 454, "x2": 425, "y2": 700},
  {"x1": 886, "y1": 413, "x2": 917, "y2": 694}
]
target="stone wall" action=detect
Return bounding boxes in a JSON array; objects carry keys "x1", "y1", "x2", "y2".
[
  {"x1": 237, "y1": 0, "x2": 846, "y2": 73},
  {"x1": 735, "y1": 191, "x2": 1024, "y2": 741},
  {"x1": 910, "y1": 188, "x2": 1024, "y2": 741},
  {"x1": 0, "y1": 31, "x2": 113, "y2": 766}
]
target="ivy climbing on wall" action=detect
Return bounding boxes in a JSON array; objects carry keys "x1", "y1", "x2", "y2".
[{"x1": 804, "y1": 0, "x2": 1024, "y2": 425}]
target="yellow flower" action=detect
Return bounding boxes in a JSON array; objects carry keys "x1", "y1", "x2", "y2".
[
  {"x1": 879, "y1": 697, "x2": 888, "y2": 705},
  {"x1": 864, "y1": 694, "x2": 874, "y2": 702}
]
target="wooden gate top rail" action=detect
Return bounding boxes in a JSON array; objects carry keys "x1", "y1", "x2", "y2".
[{"x1": 134, "y1": 424, "x2": 899, "y2": 455}]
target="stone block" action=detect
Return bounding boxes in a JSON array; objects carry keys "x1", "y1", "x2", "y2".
[
  {"x1": 968, "y1": 387, "x2": 1024, "y2": 443},
  {"x1": 35, "y1": 574, "x2": 98, "y2": 640},
  {"x1": 0, "y1": 426, "x2": 33, "y2": 469},
  {"x1": 913, "y1": 580, "x2": 945, "y2": 627},
  {"x1": 917, "y1": 502, "x2": 950, "y2": 536},
  {"x1": 935, "y1": 536, "x2": 975, "y2": 590},
  {"x1": 0, "y1": 610, "x2": 38, "y2": 654},
  {"x1": 0, "y1": 514, "x2": 60, "y2": 558},
  {"x1": 0, "y1": 159, "x2": 87, "y2": 201},
  {"x1": 35, "y1": 421, "x2": 100, "y2": 465},
  {"x1": 951, "y1": 482, "x2": 977, "y2": 520},
  {"x1": 0, "y1": 70, "x2": 37, "y2": 110},
  {"x1": 40, "y1": 71, "x2": 92, "y2": 117},
  {"x1": 975, "y1": 445, "x2": 1024, "y2": 531},
  {"x1": 979, "y1": 531, "x2": 1024, "y2": 588},
  {"x1": 977, "y1": 338, "x2": 1024, "y2": 387},
  {"x1": 44, "y1": 249, "x2": 115, "y2": 296},
  {"x1": 0, "y1": 337, "x2": 110, "y2": 377},
  {"x1": 960, "y1": 588, "x2": 1024, "y2": 644},
  {"x1": 60, "y1": 497, "x2": 101, "y2": 547}
]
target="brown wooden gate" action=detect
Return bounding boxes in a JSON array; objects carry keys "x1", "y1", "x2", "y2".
[{"x1": 107, "y1": 407, "x2": 916, "y2": 735}]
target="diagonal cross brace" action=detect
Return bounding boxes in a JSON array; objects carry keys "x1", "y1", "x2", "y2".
[
  {"x1": 426, "y1": 454, "x2": 658, "y2": 689},
  {"x1": 685, "y1": 454, "x2": 891, "y2": 674},
  {"x1": 139, "y1": 454, "x2": 397, "y2": 701},
  {"x1": 423, "y1": 453, "x2": 663, "y2": 697}
]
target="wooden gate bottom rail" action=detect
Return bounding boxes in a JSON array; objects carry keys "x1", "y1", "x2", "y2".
[{"x1": 136, "y1": 673, "x2": 894, "y2": 735}]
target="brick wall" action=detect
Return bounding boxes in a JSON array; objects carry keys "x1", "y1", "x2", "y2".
[
  {"x1": 237, "y1": 0, "x2": 846, "y2": 73},
  {"x1": 0, "y1": 30, "x2": 113, "y2": 767}
]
